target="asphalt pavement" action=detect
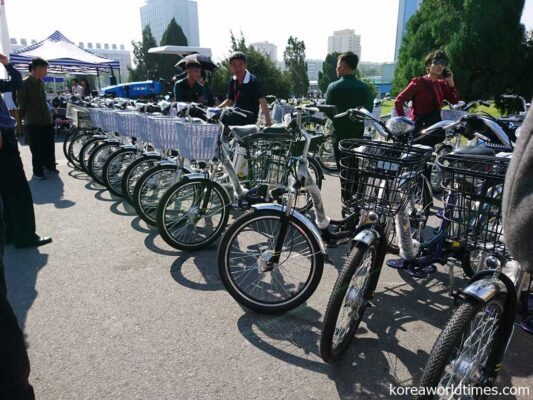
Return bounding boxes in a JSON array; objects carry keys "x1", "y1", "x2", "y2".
[{"x1": 4, "y1": 138, "x2": 533, "y2": 400}]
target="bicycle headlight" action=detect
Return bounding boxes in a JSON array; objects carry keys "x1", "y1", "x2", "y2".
[{"x1": 385, "y1": 117, "x2": 415, "y2": 137}]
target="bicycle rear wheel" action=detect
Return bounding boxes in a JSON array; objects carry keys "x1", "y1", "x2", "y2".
[
  {"x1": 218, "y1": 209, "x2": 324, "y2": 313},
  {"x1": 68, "y1": 132, "x2": 94, "y2": 171}
]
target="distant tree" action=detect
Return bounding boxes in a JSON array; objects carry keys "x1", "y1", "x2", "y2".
[
  {"x1": 128, "y1": 25, "x2": 159, "y2": 82},
  {"x1": 392, "y1": 0, "x2": 462, "y2": 95},
  {"x1": 283, "y1": 36, "x2": 309, "y2": 97},
  {"x1": 392, "y1": 0, "x2": 531, "y2": 102},
  {"x1": 318, "y1": 52, "x2": 339, "y2": 94},
  {"x1": 448, "y1": 0, "x2": 528, "y2": 101},
  {"x1": 158, "y1": 18, "x2": 188, "y2": 81},
  {"x1": 211, "y1": 32, "x2": 291, "y2": 100}
]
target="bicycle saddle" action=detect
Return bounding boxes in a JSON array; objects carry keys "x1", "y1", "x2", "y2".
[
  {"x1": 451, "y1": 146, "x2": 495, "y2": 157},
  {"x1": 262, "y1": 124, "x2": 289, "y2": 134},
  {"x1": 232, "y1": 125, "x2": 260, "y2": 140}
]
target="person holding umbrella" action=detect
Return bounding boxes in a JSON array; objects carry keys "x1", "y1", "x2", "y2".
[{"x1": 173, "y1": 59, "x2": 205, "y2": 103}]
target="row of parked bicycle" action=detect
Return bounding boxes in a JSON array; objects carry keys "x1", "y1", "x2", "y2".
[{"x1": 61, "y1": 94, "x2": 531, "y2": 399}]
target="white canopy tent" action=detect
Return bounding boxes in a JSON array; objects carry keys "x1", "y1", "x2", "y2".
[{"x1": 9, "y1": 31, "x2": 121, "y2": 81}]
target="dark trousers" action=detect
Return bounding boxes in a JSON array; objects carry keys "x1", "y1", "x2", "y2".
[
  {"x1": 0, "y1": 128, "x2": 37, "y2": 243},
  {"x1": 0, "y1": 197, "x2": 36, "y2": 400},
  {"x1": 26, "y1": 124, "x2": 55, "y2": 175}
]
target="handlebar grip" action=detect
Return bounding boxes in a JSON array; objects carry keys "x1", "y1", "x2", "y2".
[
  {"x1": 334, "y1": 111, "x2": 349, "y2": 119},
  {"x1": 480, "y1": 101, "x2": 490, "y2": 107}
]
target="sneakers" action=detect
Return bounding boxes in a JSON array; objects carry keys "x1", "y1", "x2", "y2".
[
  {"x1": 34, "y1": 173, "x2": 45, "y2": 180},
  {"x1": 46, "y1": 167, "x2": 60, "y2": 174}
]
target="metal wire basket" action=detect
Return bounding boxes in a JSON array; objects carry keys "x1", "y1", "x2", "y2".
[
  {"x1": 438, "y1": 154, "x2": 510, "y2": 255},
  {"x1": 176, "y1": 120, "x2": 222, "y2": 161},
  {"x1": 339, "y1": 139, "x2": 431, "y2": 216},
  {"x1": 240, "y1": 132, "x2": 294, "y2": 186}
]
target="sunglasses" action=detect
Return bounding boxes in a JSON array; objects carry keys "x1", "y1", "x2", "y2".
[{"x1": 432, "y1": 58, "x2": 448, "y2": 66}]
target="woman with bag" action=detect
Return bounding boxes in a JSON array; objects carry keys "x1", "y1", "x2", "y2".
[{"x1": 394, "y1": 49, "x2": 459, "y2": 146}]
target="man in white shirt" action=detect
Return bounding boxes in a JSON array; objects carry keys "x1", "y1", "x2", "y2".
[{"x1": 71, "y1": 78, "x2": 84, "y2": 96}]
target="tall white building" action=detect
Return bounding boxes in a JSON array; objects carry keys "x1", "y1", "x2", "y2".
[
  {"x1": 250, "y1": 41, "x2": 278, "y2": 62},
  {"x1": 306, "y1": 59, "x2": 323, "y2": 81},
  {"x1": 394, "y1": 0, "x2": 422, "y2": 61},
  {"x1": 140, "y1": 0, "x2": 200, "y2": 46},
  {"x1": 327, "y1": 29, "x2": 361, "y2": 58}
]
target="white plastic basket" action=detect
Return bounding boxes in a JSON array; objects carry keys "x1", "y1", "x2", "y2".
[
  {"x1": 147, "y1": 116, "x2": 181, "y2": 149},
  {"x1": 89, "y1": 108, "x2": 101, "y2": 129},
  {"x1": 135, "y1": 114, "x2": 150, "y2": 142},
  {"x1": 176, "y1": 121, "x2": 222, "y2": 161},
  {"x1": 99, "y1": 109, "x2": 116, "y2": 132},
  {"x1": 116, "y1": 112, "x2": 140, "y2": 137}
]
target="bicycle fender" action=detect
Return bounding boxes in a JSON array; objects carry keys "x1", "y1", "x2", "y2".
[
  {"x1": 180, "y1": 172, "x2": 204, "y2": 180},
  {"x1": 352, "y1": 228, "x2": 379, "y2": 247},
  {"x1": 461, "y1": 278, "x2": 507, "y2": 303},
  {"x1": 158, "y1": 159, "x2": 179, "y2": 167},
  {"x1": 251, "y1": 204, "x2": 326, "y2": 255}
]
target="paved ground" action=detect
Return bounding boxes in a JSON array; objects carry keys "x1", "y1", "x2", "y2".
[{"x1": 4, "y1": 138, "x2": 533, "y2": 400}]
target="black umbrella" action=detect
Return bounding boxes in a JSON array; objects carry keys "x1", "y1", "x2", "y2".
[{"x1": 175, "y1": 54, "x2": 217, "y2": 71}]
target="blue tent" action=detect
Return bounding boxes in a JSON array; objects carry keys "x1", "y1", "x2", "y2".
[{"x1": 9, "y1": 31, "x2": 120, "y2": 75}]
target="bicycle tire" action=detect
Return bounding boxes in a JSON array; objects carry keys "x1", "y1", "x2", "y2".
[
  {"x1": 121, "y1": 154, "x2": 161, "y2": 206},
  {"x1": 68, "y1": 131, "x2": 95, "y2": 171},
  {"x1": 102, "y1": 148, "x2": 138, "y2": 197},
  {"x1": 157, "y1": 178, "x2": 230, "y2": 251},
  {"x1": 415, "y1": 295, "x2": 506, "y2": 400},
  {"x1": 87, "y1": 142, "x2": 120, "y2": 185},
  {"x1": 320, "y1": 241, "x2": 380, "y2": 362},
  {"x1": 133, "y1": 163, "x2": 180, "y2": 226},
  {"x1": 79, "y1": 137, "x2": 105, "y2": 173},
  {"x1": 317, "y1": 136, "x2": 338, "y2": 173},
  {"x1": 218, "y1": 209, "x2": 324, "y2": 313},
  {"x1": 62, "y1": 126, "x2": 80, "y2": 161}
]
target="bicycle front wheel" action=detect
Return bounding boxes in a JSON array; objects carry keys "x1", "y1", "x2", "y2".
[
  {"x1": 121, "y1": 154, "x2": 161, "y2": 205},
  {"x1": 317, "y1": 136, "x2": 338, "y2": 173},
  {"x1": 218, "y1": 209, "x2": 324, "y2": 313},
  {"x1": 157, "y1": 178, "x2": 230, "y2": 251},
  {"x1": 415, "y1": 295, "x2": 506, "y2": 399},
  {"x1": 320, "y1": 241, "x2": 381, "y2": 362},
  {"x1": 103, "y1": 148, "x2": 138, "y2": 197},
  {"x1": 133, "y1": 164, "x2": 179, "y2": 226}
]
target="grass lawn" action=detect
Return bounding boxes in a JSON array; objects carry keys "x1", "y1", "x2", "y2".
[{"x1": 377, "y1": 100, "x2": 501, "y2": 118}]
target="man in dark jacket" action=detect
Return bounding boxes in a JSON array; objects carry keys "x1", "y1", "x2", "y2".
[
  {"x1": 325, "y1": 52, "x2": 374, "y2": 167},
  {"x1": 0, "y1": 53, "x2": 52, "y2": 248},
  {"x1": 502, "y1": 102, "x2": 533, "y2": 332},
  {"x1": 17, "y1": 57, "x2": 57, "y2": 179}
]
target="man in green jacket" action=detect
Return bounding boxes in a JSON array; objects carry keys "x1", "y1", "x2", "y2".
[
  {"x1": 17, "y1": 57, "x2": 56, "y2": 179},
  {"x1": 325, "y1": 52, "x2": 374, "y2": 167}
]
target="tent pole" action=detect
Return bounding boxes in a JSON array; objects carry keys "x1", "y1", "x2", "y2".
[{"x1": 97, "y1": 68, "x2": 100, "y2": 89}]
